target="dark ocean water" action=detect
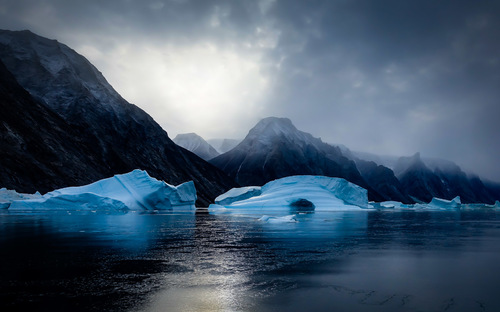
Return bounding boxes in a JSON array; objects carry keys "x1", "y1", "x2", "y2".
[{"x1": 1, "y1": 208, "x2": 500, "y2": 311}]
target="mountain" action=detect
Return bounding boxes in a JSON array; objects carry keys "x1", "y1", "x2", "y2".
[
  {"x1": 207, "y1": 138, "x2": 240, "y2": 154},
  {"x1": 173, "y1": 133, "x2": 219, "y2": 161},
  {"x1": 393, "y1": 153, "x2": 448, "y2": 203},
  {"x1": 333, "y1": 144, "x2": 412, "y2": 203},
  {"x1": 0, "y1": 58, "x2": 97, "y2": 192},
  {"x1": 0, "y1": 29, "x2": 236, "y2": 206},
  {"x1": 394, "y1": 152, "x2": 497, "y2": 203},
  {"x1": 209, "y1": 117, "x2": 390, "y2": 201},
  {"x1": 337, "y1": 143, "x2": 500, "y2": 204},
  {"x1": 355, "y1": 159, "x2": 413, "y2": 203}
]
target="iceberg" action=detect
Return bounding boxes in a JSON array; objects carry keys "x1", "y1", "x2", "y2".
[
  {"x1": 373, "y1": 196, "x2": 500, "y2": 211},
  {"x1": 374, "y1": 201, "x2": 414, "y2": 209},
  {"x1": 0, "y1": 188, "x2": 42, "y2": 209},
  {"x1": 258, "y1": 215, "x2": 298, "y2": 223},
  {"x1": 427, "y1": 196, "x2": 461, "y2": 210},
  {"x1": 209, "y1": 175, "x2": 370, "y2": 213},
  {"x1": 7, "y1": 170, "x2": 196, "y2": 211},
  {"x1": 215, "y1": 186, "x2": 262, "y2": 205}
]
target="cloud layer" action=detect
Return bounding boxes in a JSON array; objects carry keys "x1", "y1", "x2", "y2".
[{"x1": 1, "y1": 0, "x2": 499, "y2": 180}]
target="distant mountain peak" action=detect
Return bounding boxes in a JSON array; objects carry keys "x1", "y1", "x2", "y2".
[
  {"x1": 394, "y1": 152, "x2": 426, "y2": 177},
  {"x1": 173, "y1": 132, "x2": 219, "y2": 161},
  {"x1": 249, "y1": 117, "x2": 297, "y2": 136},
  {"x1": 174, "y1": 132, "x2": 203, "y2": 141},
  {"x1": 210, "y1": 116, "x2": 379, "y2": 199},
  {"x1": 244, "y1": 116, "x2": 319, "y2": 149}
]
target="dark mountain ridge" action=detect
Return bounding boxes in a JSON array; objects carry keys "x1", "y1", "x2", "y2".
[
  {"x1": 210, "y1": 117, "x2": 391, "y2": 201},
  {"x1": 0, "y1": 29, "x2": 236, "y2": 206},
  {"x1": 211, "y1": 117, "x2": 499, "y2": 204}
]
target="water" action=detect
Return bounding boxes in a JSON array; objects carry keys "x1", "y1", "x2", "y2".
[{"x1": 1, "y1": 209, "x2": 500, "y2": 311}]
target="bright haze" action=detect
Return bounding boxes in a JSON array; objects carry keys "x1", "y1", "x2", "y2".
[{"x1": 1, "y1": 0, "x2": 499, "y2": 181}]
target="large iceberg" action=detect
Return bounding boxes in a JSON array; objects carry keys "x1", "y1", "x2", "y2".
[
  {"x1": 6, "y1": 170, "x2": 196, "y2": 211},
  {"x1": 210, "y1": 175, "x2": 370, "y2": 213}
]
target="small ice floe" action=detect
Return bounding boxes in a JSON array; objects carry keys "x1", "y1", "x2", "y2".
[{"x1": 258, "y1": 215, "x2": 298, "y2": 223}]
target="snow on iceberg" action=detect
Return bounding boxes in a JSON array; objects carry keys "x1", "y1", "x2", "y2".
[
  {"x1": 209, "y1": 175, "x2": 369, "y2": 213},
  {"x1": 7, "y1": 170, "x2": 196, "y2": 211}
]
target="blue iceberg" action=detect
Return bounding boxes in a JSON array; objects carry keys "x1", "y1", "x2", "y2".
[
  {"x1": 210, "y1": 175, "x2": 370, "y2": 213},
  {"x1": 5, "y1": 170, "x2": 196, "y2": 211}
]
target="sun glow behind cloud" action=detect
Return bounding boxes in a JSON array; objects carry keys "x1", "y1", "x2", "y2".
[{"x1": 80, "y1": 41, "x2": 270, "y2": 138}]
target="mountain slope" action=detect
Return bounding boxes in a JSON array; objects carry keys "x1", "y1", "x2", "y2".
[
  {"x1": 210, "y1": 117, "x2": 386, "y2": 201},
  {"x1": 340, "y1": 145, "x2": 500, "y2": 204},
  {"x1": 355, "y1": 159, "x2": 413, "y2": 203},
  {"x1": 0, "y1": 29, "x2": 235, "y2": 206},
  {"x1": 0, "y1": 58, "x2": 99, "y2": 191},
  {"x1": 394, "y1": 153, "x2": 447, "y2": 203},
  {"x1": 392, "y1": 152, "x2": 497, "y2": 204},
  {"x1": 173, "y1": 133, "x2": 219, "y2": 161},
  {"x1": 207, "y1": 138, "x2": 240, "y2": 154}
]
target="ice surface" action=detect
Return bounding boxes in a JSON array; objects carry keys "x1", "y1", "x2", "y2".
[
  {"x1": 379, "y1": 201, "x2": 401, "y2": 209},
  {"x1": 215, "y1": 186, "x2": 262, "y2": 205},
  {"x1": 7, "y1": 170, "x2": 196, "y2": 211},
  {"x1": 258, "y1": 215, "x2": 298, "y2": 223},
  {"x1": 428, "y1": 196, "x2": 461, "y2": 209},
  {"x1": 374, "y1": 196, "x2": 470, "y2": 211},
  {"x1": 209, "y1": 175, "x2": 369, "y2": 213},
  {"x1": 373, "y1": 196, "x2": 500, "y2": 211},
  {"x1": 375, "y1": 201, "x2": 413, "y2": 209},
  {"x1": 0, "y1": 188, "x2": 42, "y2": 209}
]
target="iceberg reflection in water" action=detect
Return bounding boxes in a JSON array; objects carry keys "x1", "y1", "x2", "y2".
[{"x1": 1, "y1": 208, "x2": 500, "y2": 312}]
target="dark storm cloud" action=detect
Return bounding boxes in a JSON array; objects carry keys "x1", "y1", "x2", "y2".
[
  {"x1": 263, "y1": 0, "x2": 500, "y2": 180},
  {"x1": 0, "y1": 0, "x2": 499, "y2": 180}
]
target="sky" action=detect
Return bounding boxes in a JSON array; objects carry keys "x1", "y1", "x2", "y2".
[{"x1": 0, "y1": 0, "x2": 499, "y2": 181}]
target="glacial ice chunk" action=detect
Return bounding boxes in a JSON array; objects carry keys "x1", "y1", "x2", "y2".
[
  {"x1": 215, "y1": 186, "x2": 262, "y2": 205},
  {"x1": 210, "y1": 175, "x2": 369, "y2": 212},
  {"x1": 0, "y1": 188, "x2": 42, "y2": 209},
  {"x1": 258, "y1": 215, "x2": 298, "y2": 223},
  {"x1": 428, "y1": 196, "x2": 461, "y2": 209},
  {"x1": 7, "y1": 170, "x2": 196, "y2": 211}
]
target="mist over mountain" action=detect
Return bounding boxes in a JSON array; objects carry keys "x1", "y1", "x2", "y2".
[
  {"x1": 210, "y1": 117, "x2": 500, "y2": 204},
  {"x1": 173, "y1": 133, "x2": 219, "y2": 161},
  {"x1": 0, "y1": 29, "x2": 236, "y2": 206},
  {"x1": 346, "y1": 148, "x2": 500, "y2": 204},
  {"x1": 207, "y1": 138, "x2": 240, "y2": 154}
]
